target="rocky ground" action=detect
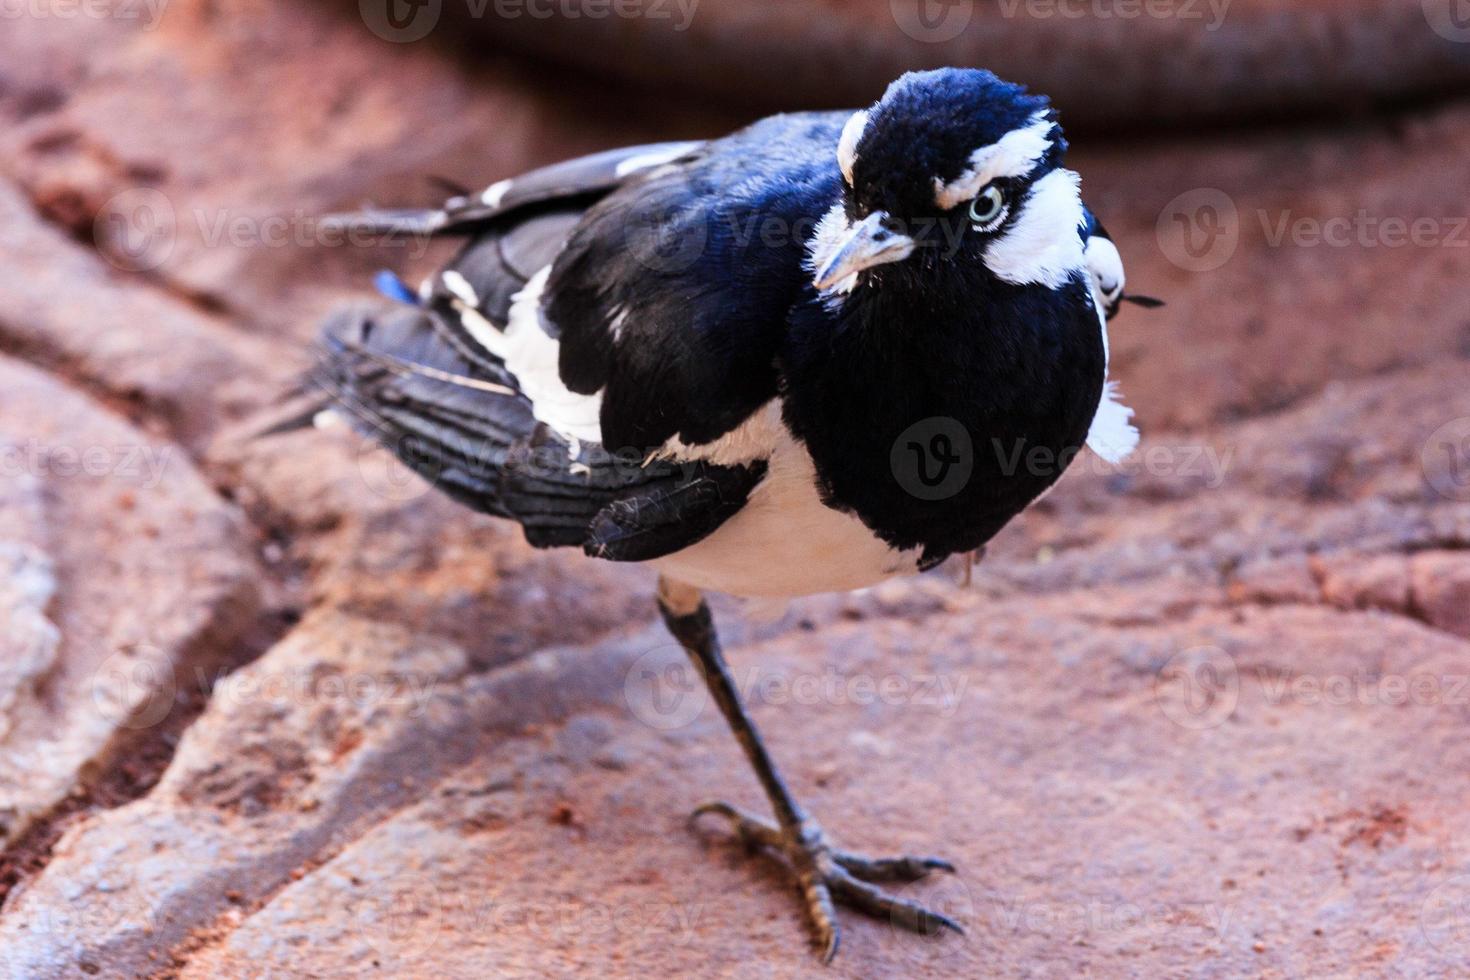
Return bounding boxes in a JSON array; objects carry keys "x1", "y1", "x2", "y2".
[{"x1": 2, "y1": 1, "x2": 1470, "y2": 977}]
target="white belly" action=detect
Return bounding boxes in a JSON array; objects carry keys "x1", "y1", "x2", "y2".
[{"x1": 652, "y1": 428, "x2": 922, "y2": 599}]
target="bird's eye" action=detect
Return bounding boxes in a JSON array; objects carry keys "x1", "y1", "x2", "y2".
[{"x1": 968, "y1": 185, "x2": 1008, "y2": 230}]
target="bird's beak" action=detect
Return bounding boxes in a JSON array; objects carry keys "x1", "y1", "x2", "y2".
[{"x1": 812, "y1": 211, "x2": 916, "y2": 291}]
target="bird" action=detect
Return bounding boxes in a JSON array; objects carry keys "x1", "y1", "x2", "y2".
[{"x1": 295, "y1": 67, "x2": 1155, "y2": 961}]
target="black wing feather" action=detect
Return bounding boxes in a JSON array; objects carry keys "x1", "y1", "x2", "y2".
[
  {"x1": 545, "y1": 112, "x2": 848, "y2": 452},
  {"x1": 311, "y1": 304, "x2": 765, "y2": 557}
]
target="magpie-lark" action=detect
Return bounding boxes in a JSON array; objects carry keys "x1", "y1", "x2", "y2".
[{"x1": 302, "y1": 67, "x2": 1156, "y2": 960}]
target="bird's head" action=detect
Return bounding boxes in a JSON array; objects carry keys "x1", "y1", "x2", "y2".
[{"x1": 811, "y1": 68, "x2": 1082, "y2": 297}]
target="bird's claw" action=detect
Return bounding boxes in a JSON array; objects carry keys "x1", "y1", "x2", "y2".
[{"x1": 690, "y1": 801, "x2": 963, "y2": 960}]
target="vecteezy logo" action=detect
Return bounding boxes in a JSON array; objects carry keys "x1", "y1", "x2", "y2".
[
  {"x1": 1422, "y1": 875, "x2": 1470, "y2": 951},
  {"x1": 1156, "y1": 188, "x2": 1239, "y2": 273},
  {"x1": 1424, "y1": 0, "x2": 1470, "y2": 43},
  {"x1": 94, "y1": 188, "x2": 176, "y2": 273},
  {"x1": 1422, "y1": 417, "x2": 1470, "y2": 501},
  {"x1": 360, "y1": 0, "x2": 442, "y2": 42},
  {"x1": 352, "y1": 872, "x2": 445, "y2": 958},
  {"x1": 91, "y1": 646, "x2": 176, "y2": 730},
  {"x1": 623, "y1": 645, "x2": 707, "y2": 731},
  {"x1": 625, "y1": 197, "x2": 709, "y2": 274},
  {"x1": 356, "y1": 432, "x2": 442, "y2": 503},
  {"x1": 891, "y1": 418, "x2": 973, "y2": 501},
  {"x1": 891, "y1": 0, "x2": 975, "y2": 43},
  {"x1": 1154, "y1": 645, "x2": 1239, "y2": 730},
  {"x1": 890, "y1": 875, "x2": 972, "y2": 961}
]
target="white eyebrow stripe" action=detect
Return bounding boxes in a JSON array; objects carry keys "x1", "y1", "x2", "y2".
[
  {"x1": 932, "y1": 111, "x2": 1055, "y2": 211},
  {"x1": 837, "y1": 109, "x2": 871, "y2": 186}
]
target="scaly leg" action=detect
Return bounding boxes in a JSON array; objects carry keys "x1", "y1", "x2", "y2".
[{"x1": 656, "y1": 576, "x2": 963, "y2": 962}]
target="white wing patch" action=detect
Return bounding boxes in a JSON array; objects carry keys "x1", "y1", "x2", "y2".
[
  {"x1": 480, "y1": 178, "x2": 512, "y2": 209},
  {"x1": 451, "y1": 265, "x2": 606, "y2": 445},
  {"x1": 613, "y1": 142, "x2": 702, "y2": 178}
]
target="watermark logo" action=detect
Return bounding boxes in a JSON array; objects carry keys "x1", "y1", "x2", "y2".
[
  {"x1": 891, "y1": 0, "x2": 974, "y2": 42},
  {"x1": 623, "y1": 198, "x2": 709, "y2": 274},
  {"x1": 1423, "y1": 0, "x2": 1470, "y2": 43},
  {"x1": 892, "y1": 417, "x2": 973, "y2": 501},
  {"x1": 0, "y1": 440, "x2": 178, "y2": 488},
  {"x1": 1422, "y1": 875, "x2": 1470, "y2": 950},
  {"x1": 94, "y1": 188, "x2": 177, "y2": 273},
  {"x1": 1154, "y1": 645, "x2": 1239, "y2": 730},
  {"x1": 1156, "y1": 188, "x2": 1238, "y2": 273},
  {"x1": 1421, "y1": 417, "x2": 1470, "y2": 502},
  {"x1": 994, "y1": 0, "x2": 1232, "y2": 31},
  {"x1": 361, "y1": 0, "x2": 442, "y2": 41},
  {"x1": 622, "y1": 649, "x2": 970, "y2": 732},
  {"x1": 0, "y1": 0, "x2": 170, "y2": 30},
  {"x1": 356, "y1": 435, "x2": 443, "y2": 504},
  {"x1": 623, "y1": 645, "x2": 708, "y2": 731},
  {"x1": 362, "y1": 0, "x2": 698, "y2": 43},
  {"x1": 1159, "y1": 191, "x2": 1470, "y2": 272},
  {"x1": 352, "y1": 872, "x2": 446, "y2": 958},
  {"x1": 890, "y1": 876, "x2": 973, "y2": 961},
  {"x1": 91, "y1": 645, "x2": 176, "y2": 730}
]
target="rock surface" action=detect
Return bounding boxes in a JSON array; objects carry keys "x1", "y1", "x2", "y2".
[
  {"x1": 402, "y1": 0, "x2": 1470, "y2": 129},
  {"x1": 2, "y1": 2, "x2": 1470, "y2": 978},
  {"x1": 0, "y1": 357, "x2": 260, "y2": 850}
]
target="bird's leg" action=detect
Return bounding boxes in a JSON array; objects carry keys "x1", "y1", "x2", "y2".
[{"x1": 655, "y1": 576, "x2": 963, "y2": 962}]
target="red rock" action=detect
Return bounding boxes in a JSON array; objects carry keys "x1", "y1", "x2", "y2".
[
  {"x1": 1410, "y1": 552, "x2": 1470, "y2": 639},
  {"x1": 1316, "y1": 553, "x2": 1412, "y2": 615},
  {"x1": 1, "y1": 2, "x2": 1469, "y2": 976}
]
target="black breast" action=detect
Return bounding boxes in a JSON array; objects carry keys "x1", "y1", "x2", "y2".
[{"x1": 779, "y1": 273, "x2": 1105, "y2": 567}]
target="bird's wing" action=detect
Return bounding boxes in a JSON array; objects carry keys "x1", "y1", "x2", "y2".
[
  {"x1": 312, "y1": 304, "x2": 765, "y2": 562},
  {"x1": 305, "y1": 130, "x2": 851, "y2": 561},
  {"x1": 321, "y1": 141, "x2": 704, "y2": 240},
  {"x1": 541, "y1": 112, "x2": 847, "y2": 453}
]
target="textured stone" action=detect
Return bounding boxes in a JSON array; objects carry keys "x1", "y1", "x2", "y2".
[
  {"x1": 438, "y1": 0, "x2": 1470, "y2": 129},
  {"x1": 2, "y1": 2, "x2": 1470, "y2": 976},
  {"x1": 5, "y1": 357, "x2": 1470, "y2": 976},
  {"x1": 1410, "y1": 551, "x2": 1470, "y2": 638},
  {"x1": 0, "y1": 182, "x2": 287, "y2": 448},
  {"x1": 0, "y1": 356, "x2": 259, "y2": 848}
]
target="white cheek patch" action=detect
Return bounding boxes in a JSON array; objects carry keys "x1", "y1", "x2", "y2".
[
  {"x1": 933, "y1": 111, "x2": 1055, "y2": 211},
  {"x1": 837, "y1": 109, "x2": 871, "y2": 186},
  {"x1": 983, "y1": 168, "x2": 1087, "y2": 290},
  {"x1": 805, "y1": 202, "x2": 861, "y2": 300}
]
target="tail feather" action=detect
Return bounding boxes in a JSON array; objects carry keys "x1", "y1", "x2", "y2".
[{"x1": 303, "y1": 303, "x2": 763, "y2": 554}]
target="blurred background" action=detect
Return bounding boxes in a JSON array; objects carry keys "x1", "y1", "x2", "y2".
[{"x1": 3, "y1": 1, "x2": 1470, "y2": 976}]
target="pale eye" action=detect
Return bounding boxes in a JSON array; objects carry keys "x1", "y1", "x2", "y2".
[{"x1": 968, "y1": 185, "x2": 1007, "y2": 230}]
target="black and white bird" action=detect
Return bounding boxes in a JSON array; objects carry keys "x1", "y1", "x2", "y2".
[{"x1": 301, "y1": 68, "x2": 1154, "y2": 960}]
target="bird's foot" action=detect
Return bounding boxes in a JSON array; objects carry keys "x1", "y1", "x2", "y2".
[{"x1": 690, "y1": 801, "x2": 963, "y2": 962}]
